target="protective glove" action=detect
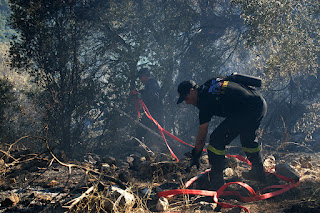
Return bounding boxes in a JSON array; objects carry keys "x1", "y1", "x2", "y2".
[
  {"x1": 185, "y1": 148, "x2": 201, "y2": 172},
  {"x1": 131, "y1": 90, "x2": 139, "y2": 95}
]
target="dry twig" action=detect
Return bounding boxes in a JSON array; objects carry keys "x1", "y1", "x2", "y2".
[{"x1": 63, "y1": 185, "x2": 95, "y2": 210}]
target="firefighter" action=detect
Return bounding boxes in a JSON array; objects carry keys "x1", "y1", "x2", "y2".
[
  {"x1": 136, "y1": 68, "x2": 164, "y2": 142},
  {"x1": 177, "y1": 75, "x2": 267, "y2": 190}
]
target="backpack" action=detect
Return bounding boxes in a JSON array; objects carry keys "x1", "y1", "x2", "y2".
[{"x1": 224, "y1": 73, "x2": 262, "y2": 87}]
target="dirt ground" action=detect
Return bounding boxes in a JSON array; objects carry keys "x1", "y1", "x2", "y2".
[{"x1": 0, "y1": 138, "x2": 320, "y2": 213}]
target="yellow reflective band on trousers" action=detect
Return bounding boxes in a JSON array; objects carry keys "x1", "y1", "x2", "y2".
[
  {"x1": 207, "y1": 145, "x2": 226, "y2": 156},
  {"x1": 242, "y1": 145, "x2": 261, "y2": 153}
]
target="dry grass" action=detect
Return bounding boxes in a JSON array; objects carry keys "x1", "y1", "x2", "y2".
[{"x1": 1, "y1": 136, "x2": 320, "y2": 213}]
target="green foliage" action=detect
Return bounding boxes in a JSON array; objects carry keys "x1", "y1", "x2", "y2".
[
  {"x1": 229, "y1": 0, "x2": 320, "y2": 141},
  {"x1": 0, "y1": 77, "x2": 15, "y2": 140},
  {"x1": 231, "y1": 0, "x2": 320, "y2": 82},
  {"x1": 295, "y1": 102, "x2": 320, "y2": 141},
  {"x1": 0, "y1": 42, "x2": 43, "y2": 147},
  {"x1": 8, "y1": 0, "x2": 110, "y2": 151},
  {"x1": 0, "y1": 0, "x2": 14, "y2": 42},
  {"x1": 0, "y1": 77, "x2": 14, "y2": 117}
]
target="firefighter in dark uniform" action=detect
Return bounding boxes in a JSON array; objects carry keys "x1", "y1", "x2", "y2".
[
  {"x1": 177, "y1": 75, "x2": 267, "y2": 190},
  {"x1": 136, "y1": 68, "x2": 163, "y2": 141}
]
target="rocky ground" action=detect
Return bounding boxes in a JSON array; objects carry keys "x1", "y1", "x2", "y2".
[{"x1": 0, "y1": 138, "x2": 320, "y2": 213}]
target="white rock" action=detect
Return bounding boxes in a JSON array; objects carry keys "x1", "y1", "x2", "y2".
[{"x1": 156, "y1": 197, "x2": 169, "y2": 212}]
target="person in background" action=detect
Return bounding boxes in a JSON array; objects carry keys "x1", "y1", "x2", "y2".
[
  {"x1": 176, "y1": 75, "x2": 267, "y2": 190},
  {"x1": 135, "y1": 68, "x2": 163, "y2": 142}
]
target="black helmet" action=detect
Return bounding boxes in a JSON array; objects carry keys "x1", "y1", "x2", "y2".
[
  {"x1": 137, "y1": 68, "x2": 150, "y2": 78},
  {"x1": 177, "y1": 80, "x2": 197, "y2": 104}
]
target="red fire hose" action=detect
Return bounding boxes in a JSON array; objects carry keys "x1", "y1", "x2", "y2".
[{"x1": 133, "y1": 94, "x2": 300, "y2": 213}]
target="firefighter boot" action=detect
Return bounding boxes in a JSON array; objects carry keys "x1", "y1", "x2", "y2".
[
  {"x1": 243, "y1": 152, "x2": 266, "y2": 182},
  {"x1": 208, "y1": 151, "x2": 226, "y2": 191}
]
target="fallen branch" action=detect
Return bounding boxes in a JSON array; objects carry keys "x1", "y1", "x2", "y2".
[
  {"x1": 1, "y1": 135, "x2": 41, "y2": 162},
  {"x1": 43, "y1": 139, "x2": 127, "y2": 189},
  {"x1": 2, "y1": 135, "x2": 127, "y2": 189},
  {"x1": 132, "y1": 137, "x2": 155, "y2": 159},
  {"x1": 277, "y1": 141, "x2": 314, "y2": 153},
  {"x1": 0, "y1": 150, "x2": 18, "y2": 163},
  {"x1": 62, "y1": 185, "x2": 95, "y2": 209},
  {"x1": 114, "y1": 106, "x2": 163, "y2": 141},
  {"x1": 111, "y1": 185, "x2": 136, "y2": 212}
]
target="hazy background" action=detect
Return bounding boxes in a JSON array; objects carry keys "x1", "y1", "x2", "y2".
[{"x1": 0, "y1": 0, "x2": 319, "y2": 161}]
